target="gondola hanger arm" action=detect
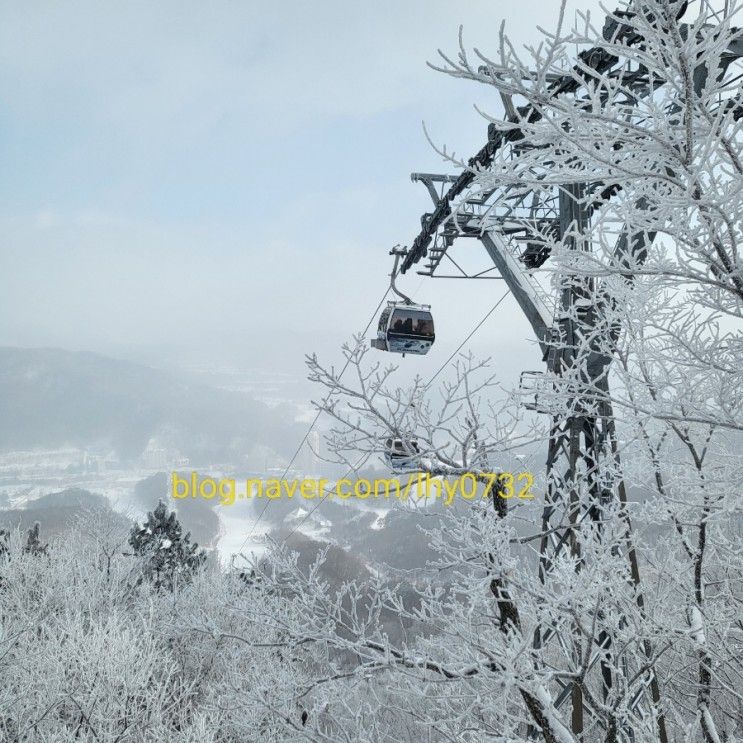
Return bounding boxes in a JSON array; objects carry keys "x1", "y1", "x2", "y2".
[{"x1": 389, "y1": 246, "x2": 413, "y2": 304}]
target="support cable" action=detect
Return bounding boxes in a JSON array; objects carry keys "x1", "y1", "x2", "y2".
[{"x1": 234, "y1": 285, "x2": 393, "y2": 556}]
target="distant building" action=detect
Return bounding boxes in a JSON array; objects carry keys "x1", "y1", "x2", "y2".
[{"x1": 140, "y1": 438, "x2": 189, "y2": 471}]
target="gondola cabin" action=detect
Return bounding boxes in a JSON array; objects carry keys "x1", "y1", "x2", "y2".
[
  {"x1": 384, "y1": 437, "x2": 421, "y2": 471},
  {"x1": 370, "y1": 301, "x2": 435, "y2": 356}
]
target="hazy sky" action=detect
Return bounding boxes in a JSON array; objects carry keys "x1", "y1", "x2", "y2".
[{"x1": 0, "y1": 0, "x2": 607, "y2": 393}]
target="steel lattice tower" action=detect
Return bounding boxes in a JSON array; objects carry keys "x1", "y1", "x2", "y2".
[{"x1": 395, "y1": 4, "x2": 743, "y2": 739}]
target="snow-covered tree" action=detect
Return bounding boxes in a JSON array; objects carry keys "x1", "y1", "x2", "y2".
[
  {"x1": 129, "y1": 501, "x2": 206, "y2": 591},
  {"x1": 0, "y1": 523, "x2": 317, "y2": 741},
  {"x1": 23, "y1": 522, "x2": 48, "y2": 557}
]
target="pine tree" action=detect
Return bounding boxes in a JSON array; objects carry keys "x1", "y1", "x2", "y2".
[
  {"x1": 23, "y1": 522, "x2": 48, "y2": 557},
  {"x1": 0, "y1": 529, "x2": 9, "y2": 559},
  {"x1": 128, "y1": 501, "x2": 206, "y2": 590}
]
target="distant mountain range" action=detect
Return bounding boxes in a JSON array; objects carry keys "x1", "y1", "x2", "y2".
[
  {"x1": 0, "y1": 346, "x2": 304, "y2": 464},
  {"x1": 0, "y1": 487, "x2": 132, "y2": 541}
]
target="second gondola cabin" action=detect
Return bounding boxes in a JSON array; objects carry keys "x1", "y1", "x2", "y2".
[
  {"x1": 370, "y1": 301, "x2": 435, "y2": 356},
  {"x1": 384, "y1": 437, "x2": 421, "y2": 471}
]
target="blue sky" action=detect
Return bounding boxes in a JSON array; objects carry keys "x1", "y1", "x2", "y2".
[{"x1": 0, "y1": 0, "x2": 606, "y2": 391}]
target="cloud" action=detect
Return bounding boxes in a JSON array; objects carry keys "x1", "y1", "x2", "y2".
[{"x1": 0, "y1": 0, "x2": 606, "y2": 139}]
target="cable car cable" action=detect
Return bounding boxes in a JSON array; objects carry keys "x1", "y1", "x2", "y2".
[
  {"x1": 277, "y1": 288, "x2": 512, "y2": 548},
  {"x1": 425, "y1": 288, "x2": 510, "y2": 387},
  {"x1": 235, "y1": 283, "x2": 402, "y2": 558}
]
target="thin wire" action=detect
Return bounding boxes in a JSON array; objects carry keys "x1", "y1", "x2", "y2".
[
  {"x1": 235, "y1": 285, "x2": 392, "y2": 556},
  {"x1": 426, "y1": 288, "x2": 511, "y2": 387},
  {"x1": 275, "y1": 288, "x2": 512, "y2": 547},
  {"x1": 277, "y1": 450, "x2": 374, "y2": 549}
]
